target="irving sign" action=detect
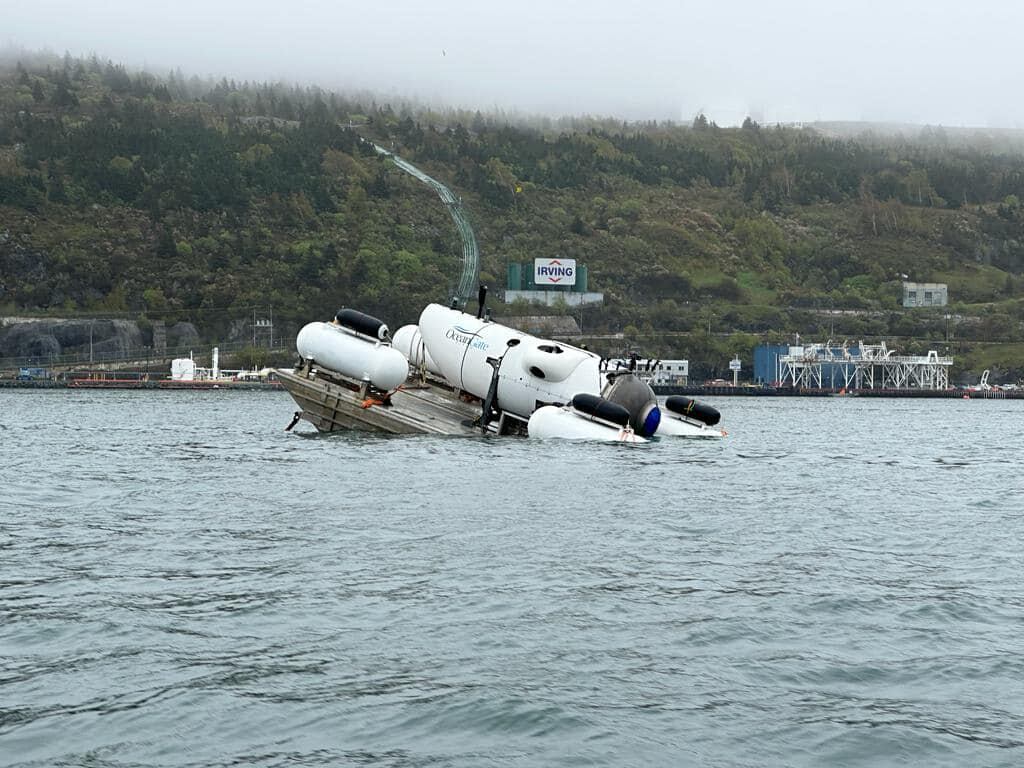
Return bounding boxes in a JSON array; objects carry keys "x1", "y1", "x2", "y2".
[{"x1": 534, "y1": 258, "x2": 577, "y2": 286}]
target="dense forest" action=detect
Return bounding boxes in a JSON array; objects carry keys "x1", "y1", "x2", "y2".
[{"x1": 2, "y1": 52, "x2": 1024, "y2": 380}]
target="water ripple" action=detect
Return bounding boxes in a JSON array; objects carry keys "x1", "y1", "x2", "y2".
[{"x1": 1, "y1": 391, "x2": 1023, "y2": 767}]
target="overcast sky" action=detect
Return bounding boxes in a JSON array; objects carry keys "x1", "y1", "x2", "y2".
[{"x1": 5, "y1": 0, "x2": 1023, "y2": 127}]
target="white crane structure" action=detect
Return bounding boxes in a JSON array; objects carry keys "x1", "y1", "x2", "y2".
[{"x1": 778, "y1": 341, "x2": 952, "y2": 390}]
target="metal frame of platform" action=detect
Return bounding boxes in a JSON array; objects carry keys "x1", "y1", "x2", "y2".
[{"x1": 777, "y1": 341, "x2": 952, "y2": 390}]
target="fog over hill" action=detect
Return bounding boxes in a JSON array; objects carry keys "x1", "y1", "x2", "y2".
[
  {"x1": 3, "y1": 51, "x2": 1024, "y2": 382},
  {"x1": 5, "y1": 0, "x2": 1024, "y2": 127}
]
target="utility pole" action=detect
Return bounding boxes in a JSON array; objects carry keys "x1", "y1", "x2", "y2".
[{"x1": 252, "y1": 310, "x2": 273, "y2": 349}]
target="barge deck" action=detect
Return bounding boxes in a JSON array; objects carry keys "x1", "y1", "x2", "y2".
[{"x1": 275, "y1": 367, "x2": 485, "y2": 435}]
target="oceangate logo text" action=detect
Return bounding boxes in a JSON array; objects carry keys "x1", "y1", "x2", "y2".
[{"x1": 446, "y1": 326, "x2": 489, "y2": 351}]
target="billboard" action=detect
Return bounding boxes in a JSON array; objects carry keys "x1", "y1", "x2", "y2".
[{"x1": 534, "y1": 258, "x2": 576, "y2": 286}]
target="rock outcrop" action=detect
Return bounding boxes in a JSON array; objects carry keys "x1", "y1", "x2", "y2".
[{"x1": 0, "y1": 319, "x2": 144, "y2": 359}]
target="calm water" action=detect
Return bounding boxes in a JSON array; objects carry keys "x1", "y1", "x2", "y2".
[{"x1": 1, "y1": 390, "x2": 1023, "y2": 767}]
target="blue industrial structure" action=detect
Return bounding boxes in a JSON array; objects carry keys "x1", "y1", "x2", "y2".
[
  {"x1": 754, "y1": 344, "x2": 861, "y2": 387},
  {"x1": 753, "y1": 345, "x2": 788, "y2": 385}
]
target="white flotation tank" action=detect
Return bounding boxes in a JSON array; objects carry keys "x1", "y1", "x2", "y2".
[
  {"x1": 392, "y1": 324, "x2": 444, "y2": 378},
  {"x1": 658, "y1": 395, "x2": 726, "y2": 438},
  {"x1": 656, "y1": 415, "x2": 726, "y2": 438},
  {"x1": 527, "y1": 395, "x2": 648, "y2": 442},
  {"x1": 296, "y1": 321, "x2": 409, "y2": 391}
]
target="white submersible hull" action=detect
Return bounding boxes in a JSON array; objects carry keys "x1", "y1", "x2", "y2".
[
  {"x1": 415, "y1": 302, "x2": 604, "y2": 419},
  {"x1": 281, "y1": 302, "x2": 726, "y2": 440}
]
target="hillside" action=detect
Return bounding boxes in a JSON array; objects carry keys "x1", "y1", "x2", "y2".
[{"x1": 2, "y1": 54, "x2": 1024, "y2": 380}]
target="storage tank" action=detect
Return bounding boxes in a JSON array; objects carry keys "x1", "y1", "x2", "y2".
[{"x1": 507, "y1": 262, "x2": 522, "y2": 291}]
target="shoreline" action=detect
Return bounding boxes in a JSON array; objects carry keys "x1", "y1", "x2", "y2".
[
  {"x1": 0, "y1": 379, "x2": 283, "y2": 391},
  {"x1": 653, "y1": 385, "x2": 1024, "y2": 399},
  {"x1": 2, "y1": 379, "x2": 1018, "y2": 399}
]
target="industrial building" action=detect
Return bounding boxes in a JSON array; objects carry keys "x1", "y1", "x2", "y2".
[
  {"x1": 902, "y1": 282, "x2": 948, "y2": 308},
  {"x1": 603, "y1": 358, "x2": 689, "y2": 386},
  {"x1": 754, "y1": 340, "x2": 952, "y2": 390},
  {"x1": 650, "y1": 360, "x2": 689, "y2": 386}
]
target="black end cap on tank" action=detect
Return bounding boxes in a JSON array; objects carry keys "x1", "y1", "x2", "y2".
[
  {"x1": 665, "y1": 395, "x2": 721, "y2": 426},
  {"x1": 335, "y1": 308, "x2": 389, "y2": 341},
  {"x1": 571, "y1": 393, "x2": 631, "y2": 428}
]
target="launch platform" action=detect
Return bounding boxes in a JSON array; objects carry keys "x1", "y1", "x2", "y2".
[{"x1": 276, "y1": 365, "x2": 497, "y2": 436}]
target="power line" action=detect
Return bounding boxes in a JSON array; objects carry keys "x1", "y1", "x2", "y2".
[{"x1": 0, "y1": 304, "x2": 275, "y2": 320}]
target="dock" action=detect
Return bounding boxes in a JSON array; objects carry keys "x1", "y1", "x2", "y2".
[
  {"x1": 275, "y1": 367, "x2": 486, "y2": 435},
  {"x1": 653, "y1": 385, "x2": 1024, "y2": 399},
  {"x1": 0, "y1": 378, "x2": 282, "y2": 390}
]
